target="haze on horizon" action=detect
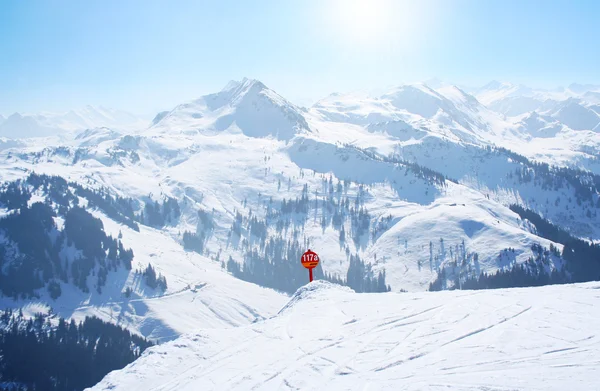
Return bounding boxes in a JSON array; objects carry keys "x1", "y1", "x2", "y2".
[{"x1": 1, "y1": 0, "x2": 599, "y2": 115}]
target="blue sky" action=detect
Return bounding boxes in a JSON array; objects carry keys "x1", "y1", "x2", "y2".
[{"x1": 1, "y1": 0, "x2": 599, "y2": 114}]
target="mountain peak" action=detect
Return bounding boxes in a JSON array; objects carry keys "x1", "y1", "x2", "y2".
[
  {"x1": 222, "y1": 79, "x2": 242, "y2": 92},
  {"x1": 221, "y1": 78, "x2": 266, "y2": 94},
  {"x1": 240, "y1": 77, "x2": 265, "y2": 88},
  {"x1": 568, "y1": 82, "x2": 600, "y2": 94},
  {"x1": 480, "y1": 80, "x2": 512, "y2": 91},
  {"x1": 7, "y1": 112, "x2": 24, "y2": 120},
  {"x1": 155, "y1": 77, "x2": 308, "y2": 140},
  {"x1": 423, "y1": 77, "x2": 447, "y2": 90}
]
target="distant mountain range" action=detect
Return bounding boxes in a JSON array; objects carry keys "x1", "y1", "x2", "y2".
[{"x1": 0, "y1": 105, "x2": 148, "y2": 138}]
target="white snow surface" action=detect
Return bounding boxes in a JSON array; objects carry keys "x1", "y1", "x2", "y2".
[{"x1": 90, "y1": 280, "x2": 600, "y2": 391}]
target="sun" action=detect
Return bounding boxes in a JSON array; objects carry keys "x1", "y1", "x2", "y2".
[{"x1": 329, "y1": 0, "x2": 394, "y2": 44}]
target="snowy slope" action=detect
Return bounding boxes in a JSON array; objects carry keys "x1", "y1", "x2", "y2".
[
  {"x1": 0, "y1": 204, "x2": 288, "y2": 343},
  {"x1": 90, "y1": 280, "x2": 600, "y2": 391}
]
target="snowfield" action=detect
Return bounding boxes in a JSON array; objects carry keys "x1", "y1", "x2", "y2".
[{"x1": 90, "y1": 281, "x2": 600, "y2": 391}]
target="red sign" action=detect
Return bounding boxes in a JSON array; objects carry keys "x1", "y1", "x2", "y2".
[
  {"x1": 301, "y1": 249, "x2": 320, "y2": 269},
  {"x1": 301, "y1": 249, "x2": 319, "y2": 282}
]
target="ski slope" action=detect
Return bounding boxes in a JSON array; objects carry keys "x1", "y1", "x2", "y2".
[{"x1": 90, "y1": 281, "x2": 600, "y2": 391}]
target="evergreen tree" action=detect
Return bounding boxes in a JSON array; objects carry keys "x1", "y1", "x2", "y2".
[{"x1": 0, "y1": 310, "x2": 153, "y2": 391}]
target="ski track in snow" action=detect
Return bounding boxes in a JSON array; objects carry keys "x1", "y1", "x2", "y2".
[{"x1": 90, "y1": 281, "x2": 600, "y2": 391}]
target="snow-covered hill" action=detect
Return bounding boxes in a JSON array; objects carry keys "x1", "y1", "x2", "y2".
[{"x1": 90, "y1": 280, "x2": 600, "y2": 391}]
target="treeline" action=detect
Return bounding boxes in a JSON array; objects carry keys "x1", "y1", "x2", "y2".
[
  {"x1": 5, "y1": 173, "x2": 185, "y2": 232},
  {"x1": 183, "y1": 231, "x2": 205, "y2": 253},
  {"x1": 25, "y1": 173, "x2": 140, "y2": 231},
  {"x1": 0, "y1": 202, "x2": 135, "y2": 298},
  {"x1": 0, "y1": 175, "x2": 170, "y2": 299},
  {"x1": 226, "y1": 237, "x2": 389, "y2": 294},
  {"x1": 490, "y1": 145, "x2": 600, "y2": 205},
  {"x1": 510, "y1": 204, "x2": 600, "y2": 281},
  {"x1": 0, "y1": 309, "x2": 153, "y2": 391},
  {"x1": 223, "y1": 174, "x2": 392, "y2": 293},
  {"x1": 346, "y1": 254, "x2": 391, "y2": 293},
  {"x1": 227, "y1": 237, "x2": 333, "y2": 293},
  {"x1": 426, "y1": 238, "x2": 481, "y2": 290},
  {"x1": 65, "y1": 207, "x2": 134, "y2": 293},
  {"x1": 183, "y1": 210, "x2": 215, "y2": 254},
  {"x1": 430, "y1": 243, "x2": 568, "y2": 291},
  {"x1": 140, "y1": 197, "x2": 181, "y2": 228},
  {"x1": 277, "y1": 183, "x2": 310, "y2": 215},
  {"x1": 348, "y1": 145, "x2": 456, "y2": 185},
  {"x1": 140, "y1": 263, "x2": 167, "y2": 291},
  {"x1": 72, "y1": 183, "x2": 139, "y2": 231},
  {"x1": 277, "y1": 180, "x2": 371, "y2": 246}
]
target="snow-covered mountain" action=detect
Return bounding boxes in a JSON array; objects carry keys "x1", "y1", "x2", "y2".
[
  {"x1": 568, "y1": 82, "x2": 600, "y2": 95},
  {"x1": 150, "y1": 78, "x2": 310, "y2": 140},
  {"x1": 310, "y1": 82, "x2": 520, "y2": 148},
  {"x1": 0, "y1": 106, "x2": 147, "y2": 139},
  {"x1": 474, "y1": 80, "x2": 600, "y2": 121},
  {"x1": 545, "y1": 98, "x2": 600, "y2": 131},
  {"x1": 0, "y1": 112, "x2": 62, "y2": 138},
  {"x1": 514, "y1": 111, "x2": 563, "y2": 138},
  {"x1": 90, "y1": 280, "x2": 600, "y2": 391},
  {"x1": 0, "y1": 77, "x2": 599, "y2": 353}
]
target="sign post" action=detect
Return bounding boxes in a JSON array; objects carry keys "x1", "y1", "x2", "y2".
[{"x1": 301, "y1": 249, "x2": 320, "y2": 283}]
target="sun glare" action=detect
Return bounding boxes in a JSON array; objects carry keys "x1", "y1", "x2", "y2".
[{"x1": 329, "y1": 0, "x2": 394, "y2": 44}]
